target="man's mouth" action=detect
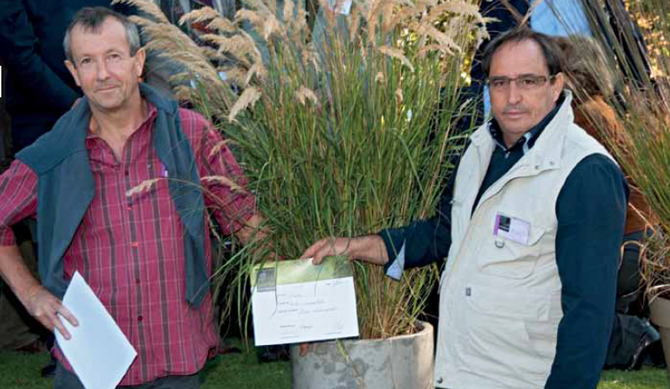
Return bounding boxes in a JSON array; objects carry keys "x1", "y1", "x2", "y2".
[
  {"x1": 504, "y1": 110, "x2": 527, "y2": 119},
  {"x1": 96, "y1": 85, "x2": 119, "y2": 92}
]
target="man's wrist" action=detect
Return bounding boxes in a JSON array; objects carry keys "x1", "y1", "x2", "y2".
[{"x1": 351, "y1": 235, "x2": 388, "y2": 265}]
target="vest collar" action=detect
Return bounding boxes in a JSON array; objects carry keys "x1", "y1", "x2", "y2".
[{"x1": 470, "y1": 90, "x2": 575, "y2": 175}]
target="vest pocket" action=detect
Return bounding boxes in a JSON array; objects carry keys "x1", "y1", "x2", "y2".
[
  {"x1": 475, "y1": 225, "x2": 546, "y2": 279},
  {"x1": 455, "y1": 284, "x2": 556, "y2": 384}
]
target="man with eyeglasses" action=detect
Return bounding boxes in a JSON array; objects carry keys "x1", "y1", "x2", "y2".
[{"x1": 302, "y1": 28, "x2": 627, "y2": 389}]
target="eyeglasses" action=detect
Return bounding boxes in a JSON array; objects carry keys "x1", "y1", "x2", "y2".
[{"x1": 487, "y1": 75, "x2": 556, "y2": 91}]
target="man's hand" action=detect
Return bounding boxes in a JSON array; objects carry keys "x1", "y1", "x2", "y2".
[
  {"x1": 300, "y1": 235, "x2": 389, "y2": 265},
  {"x1": 0, "y1": 244, "x2": 78, "y2": 340},
  {"x1": 300, "y1": 237, "x2": 353, "y2": 265},
  {"x1": 24, "y1": 285, "x2": 78, "y2": 340}
]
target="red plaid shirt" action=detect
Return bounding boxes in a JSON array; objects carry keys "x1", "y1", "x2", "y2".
[{"x1": 0, "y1": 105, "x2": 256, "y2": 385}]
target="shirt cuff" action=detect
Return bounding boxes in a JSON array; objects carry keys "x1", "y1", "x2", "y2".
[
  {"x1": 384, "y1": 243, "x2": 406, "y2": 281},
  {"x1": 0, "y1": 226, "x2": 16, "y2": 246},
  {"x1": 221, "y1": 193, "x2": 257, "y2": 235}
]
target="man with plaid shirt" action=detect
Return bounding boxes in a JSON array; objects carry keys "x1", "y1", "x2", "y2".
[{"x1": 0, "y1": 7, "x2": 263, "y2": 388}]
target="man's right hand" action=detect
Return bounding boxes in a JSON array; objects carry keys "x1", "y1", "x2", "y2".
[
  {"x1": 0, "y1": 244, "x2": 79, "y2": 340},
  {"x1": 300, "y1": 235, "x2": 389, "y2": 266},
  {"x1": 24, "y1": 285, "x2": 78, "y2": 340}
]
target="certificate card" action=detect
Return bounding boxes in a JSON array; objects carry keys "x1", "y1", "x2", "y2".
[{"x1": 250, "y1": 256, "x2": 359, "y2": 346}]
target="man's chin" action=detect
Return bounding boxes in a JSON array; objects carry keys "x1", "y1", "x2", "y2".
[
  {"x1": 89, "y1": 99, "x2": 122, "y2": 112},
  {"x1": 500, "y1": 121, "x2": 531, "y2": 134}
]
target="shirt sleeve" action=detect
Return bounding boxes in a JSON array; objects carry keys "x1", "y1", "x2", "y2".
[
  {"x1": 197, "y1": 121, "x2": 257, "y2": 236},
  {"x1": 545, "y1": 154, "x2": 628, "y2": 389},
  {"x1": 0, "y1": 2, "x2": 79, "y2": 112},
  {"x1": 0, "y1": 160, "x2": 39, "y2": 245},
  {"x1": 378, "y1": 154, "x2": 460, "y2": 279}
]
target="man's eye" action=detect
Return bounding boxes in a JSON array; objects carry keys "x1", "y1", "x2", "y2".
[
  {"x1": 519, "y1": 77, "x2": 539, "y2": 87},
  {"x1": 80, "y1": 58, "x2": 92, "y2": 65},
  {"x1": 491, "y1": 79, "x2": 507, "y2": 88}
]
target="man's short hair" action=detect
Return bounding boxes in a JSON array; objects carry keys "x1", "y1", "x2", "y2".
[
  {"x1": 481, "y1": 28, "x2": 564, "y2": 79},
  {"x1": 63, "y1": 6, "x2": 141, "y2": 64}
]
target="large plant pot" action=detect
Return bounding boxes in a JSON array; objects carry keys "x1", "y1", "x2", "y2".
[
  {"x1": 650, "y1": 297, "x2": 670, "y2": 385},
  {"x1": 290, "y1": 321, "x2": 434, "y2": 389}
]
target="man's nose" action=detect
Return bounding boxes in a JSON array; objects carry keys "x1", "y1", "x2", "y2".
[
  {"x1": 507, "y1": 81, "x2": 522, "y2": 104},
  {"x1": 96, "y1": 61, "x2": 110, "y2": 80}
]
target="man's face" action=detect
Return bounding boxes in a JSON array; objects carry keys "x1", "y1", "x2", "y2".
[
  {"x1": 65, "y1": 18, "x2": 145, "y2": 114},
  {"x1": 488, "y1": 39, "x2": 564, "y2": 147}
]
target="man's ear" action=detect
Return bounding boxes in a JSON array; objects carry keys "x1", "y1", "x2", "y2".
[
  {"x1": 551, "y1": 72, "x2": 566, "y2": 101},
  {"x1": 134, "y1": 48, "x2": 146, "y2": 78},
  {"x1": 64, "y1": 60, "x2": 81, "y2": 87}
]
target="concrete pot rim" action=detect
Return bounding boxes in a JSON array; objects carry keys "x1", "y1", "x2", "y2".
[
  {"x1": 292, "y1": 320, "x2": 433, "y2": 349},
  {"x1": 650, "y1": 296, "x2": 670, "y2": 328}
]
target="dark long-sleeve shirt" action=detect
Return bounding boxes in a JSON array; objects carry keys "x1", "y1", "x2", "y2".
[{"x1": 379, "y1": 99, "x2": 628, "y2": 388}]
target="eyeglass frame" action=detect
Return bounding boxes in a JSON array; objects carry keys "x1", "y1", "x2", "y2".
[{"x1": 486, "y1": 74, "x2": 559, "y2": 92}]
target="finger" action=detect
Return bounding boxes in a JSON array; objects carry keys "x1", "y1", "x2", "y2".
[
  {"x1": 50, "y1": 313, "x2": 72, "y2": 340},
  {"x1": 300, "y1": 240, "x2": 325, "y2": 259},
  {"x1": 299, "y1": 247, "x2": 314, "y2": 259},
  {"x1": 57, "y1": 305, "x2": 79, "y2": 327},
  {"x1": 35, "y1": 314, "x2": 55, "y2": 333},
  {"x1": 298, "y1": 343, "x2": 312, "y2": 356},
  {"x1": 311, "y1": 254, "x2": 323, "y2": 265}
]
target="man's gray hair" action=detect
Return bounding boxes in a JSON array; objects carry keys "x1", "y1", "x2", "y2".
[{"x1": 63, "y1": 7, "x2": 141, "y2": 64}]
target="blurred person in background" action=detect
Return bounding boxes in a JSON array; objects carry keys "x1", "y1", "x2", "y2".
[{"x1": 557, "y1": 35, "x2": 663, "y2": 371}]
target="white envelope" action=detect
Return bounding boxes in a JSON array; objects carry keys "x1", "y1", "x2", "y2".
[{"x1": 55, "y1": 271, "x2": 137, "y2": 389}]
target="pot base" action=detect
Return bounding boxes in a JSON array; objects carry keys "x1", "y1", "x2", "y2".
[{"x1": 290, "y1": 321, "x2": 434, "y2": 389}]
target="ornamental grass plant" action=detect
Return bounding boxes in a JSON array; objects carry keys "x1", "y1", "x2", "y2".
[{"x1": 114, "y1": 0, "x2": 486, "y2": 340}]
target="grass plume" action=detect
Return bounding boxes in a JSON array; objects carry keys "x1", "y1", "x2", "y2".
[{"x1": 125, "y1": 0, "x2": 485, "y2": 340}]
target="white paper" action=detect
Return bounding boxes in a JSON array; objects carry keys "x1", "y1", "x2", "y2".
[
  {"x1": 251, "y1": 257, "x2": 359, "y2": 346},
  {"x1": 55, "y1": 272, "x2": 137, "y2": 389}
]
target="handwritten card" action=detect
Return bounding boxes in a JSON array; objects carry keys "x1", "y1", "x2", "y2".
[{"x1": 250, "y1": 257, "x2": 359, "y2": 346}]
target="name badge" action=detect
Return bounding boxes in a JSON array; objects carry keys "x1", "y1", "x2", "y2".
[{"x1": 493, "y1": 213, "x2": 530, "y2": 245}]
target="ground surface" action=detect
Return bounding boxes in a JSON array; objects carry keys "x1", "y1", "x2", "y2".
[{"x1": 0, "y1": 346, "x2": 666, "y2": 388}]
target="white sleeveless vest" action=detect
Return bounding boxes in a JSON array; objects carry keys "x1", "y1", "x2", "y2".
[{"x1": 434, "y1": 91, "x2": 614, "y2": 389}]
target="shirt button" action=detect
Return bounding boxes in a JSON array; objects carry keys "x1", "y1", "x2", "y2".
[
  {"x1": 131, "y1": 241, "x2": 139, "y2": 248},
  {"x1": 124, "y1": 170, "x2": 130, "y2": 176},
  {"x1": 436, "y1": 377, "x2": 443, "y2": 384},
  {"x1": 494, "y1": 239, "x2": 505, "y2": 248},
  {"x1": 135, "y1": 278, "x2": 141, "y2": 284},
  {"x1": 138, "y1": 315, "x2": 143, "y2": 322}
]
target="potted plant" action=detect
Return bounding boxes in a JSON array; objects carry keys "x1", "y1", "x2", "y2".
[{"x1": 114, "y1": 0, "x2": 486, "y2": 387}]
